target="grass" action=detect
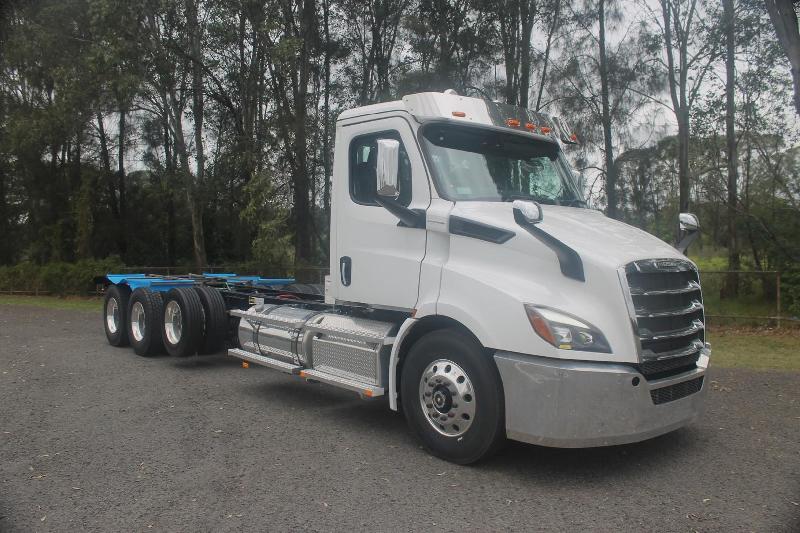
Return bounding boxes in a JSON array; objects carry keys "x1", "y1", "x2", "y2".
[
  {"x1": 0, "y1": 294, "x2": 101, "y2": 311},
  {"x1": 708, "y1": 327, "x2": 800, "y2": 371}
]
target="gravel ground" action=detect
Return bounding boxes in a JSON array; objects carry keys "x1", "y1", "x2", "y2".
[{"x1": 0, "y1": 304, "x2": 798, "y2": 532}]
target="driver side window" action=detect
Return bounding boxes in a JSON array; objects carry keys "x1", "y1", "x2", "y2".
[{"x1": 349, "y1": 131, "x2": 412, "y2": 206}]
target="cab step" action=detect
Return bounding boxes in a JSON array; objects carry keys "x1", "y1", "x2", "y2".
[
  {"x1": 298, "y1": 368, "x2": 385, "y2": 398},
  {"x1": 228, "y1": 348, "x2": 385, "y2": 398},
  {"x1": 228, "y1": 348, "x2": 301, "y2": 375}
]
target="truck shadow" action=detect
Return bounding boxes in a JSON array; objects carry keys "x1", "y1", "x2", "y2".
[
  {"x1": 485, "y1": 427, "x2": 698, "y2": 478},
  {"x1": 169, "y1": 353, "x2": 246, "y2": 369},
  {"x1": 239, "y1": 377, "x2": 702, "y2": 479}
]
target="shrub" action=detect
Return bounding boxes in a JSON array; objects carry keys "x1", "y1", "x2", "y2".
[
  {"x1": 783, "y1": 269, "x2": 800, "y2": 318},
  {"x1": 0, "y1": 256, "x2": 125, "y2": 296}
]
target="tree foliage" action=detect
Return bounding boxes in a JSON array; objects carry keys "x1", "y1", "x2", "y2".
[{"x1": 0, "y1": 0, "x2": 797, "y2": 296}]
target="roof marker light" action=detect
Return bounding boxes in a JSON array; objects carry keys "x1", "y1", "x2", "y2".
[
  {"x1": 525, "y1": 122, "x2": 536, "y2": 131},
  {"x1": 506, "y1": 118, "x2": 521, "y2": 127},
  {"x1": 540, "y1": 126, "x2": 551, "y2": 134},
  {"x1": 452, "y1": 111, "x2": 466, "y2": 117}
]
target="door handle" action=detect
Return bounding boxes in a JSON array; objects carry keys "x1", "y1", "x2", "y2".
[{"x1": 340, "y1": 256, "x2": 352, "y2": 286}]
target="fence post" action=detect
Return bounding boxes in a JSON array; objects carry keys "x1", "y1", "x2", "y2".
[{"x1": 776, "y1": 272, "x2": 781, "y2": 329}]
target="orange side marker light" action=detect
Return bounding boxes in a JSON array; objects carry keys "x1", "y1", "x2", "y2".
[
  {"x1": 242, "y1": 361, "x2": 250, "y2": 369},
  {"x1": 452, "y1": 111, "x2": 466, "y2": 117}
]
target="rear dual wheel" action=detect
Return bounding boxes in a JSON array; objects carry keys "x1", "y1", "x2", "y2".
[
  {"x1": 162, "y1": 286, "x2": 227, "y2": 357},
  {"x1": 104, "y1": 284, "x2": 132, "y2": 347},
  {"x1": 127, "y1": 288, "x2": 165, "y2": 357}
]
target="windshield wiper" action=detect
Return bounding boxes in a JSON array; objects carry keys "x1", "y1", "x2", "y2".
[
  {"x1": 501, "y1": 193, "x2": 555, "y2": 205},
  {"x1": 560, "y1": 198, "x2": 587, "y2": 207}
]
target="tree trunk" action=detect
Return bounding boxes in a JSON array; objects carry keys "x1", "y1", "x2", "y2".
[
  {"x1": 518, "y1": 1, "x2": 535, "y2": 108},
  {"x1": 723, "y1": 0, "x2": 740, "y2": 296},
  {"x1": 323, "y1": 0, "x2": 332, "y2": 222},
  {"x1": 765, "y1": 0, "x2": 800, "y2": 116},
  {"x1": 97, "y1": 113, "x2": 126, "y2": 257},
  {"x1": 117, "y1": 108, "x2": 127, "y2": 243},
  {"x1": 186, "y1": 0, "x2": 208, "y2": 269},
  {"x1": 535, "y1": 0, "x2": 559, "y2": 111},
  {"x1": 676, "y1": 112, "x2": 690, "y2": 213},
  {"x1": 598, "y1": 0, "x2": 618, "y2": 218},
  {"x1": 293, "y1": 0, "x2": 315, "y2": 269}
]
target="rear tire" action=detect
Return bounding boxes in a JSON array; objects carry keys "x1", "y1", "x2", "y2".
[
  {"x1": 103, "y1": 284, "x2": 131, "y2": 347},
  {"x1": 193, "y1": 286, "x2": 228, "y2": 354},
  {"x1": 127, "y1": 288, "x2": 165, "y2": 357},
  {"x1": 162, "y1": 287, "x2": 204, "y2": 357},
  {"x1": 401, "y1": 328, "x2": 505, "y2": 464}
]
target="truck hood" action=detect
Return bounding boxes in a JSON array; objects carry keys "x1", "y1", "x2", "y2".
[{"x1": 450, "y1": 201, "x2": 687, "y2": 268}]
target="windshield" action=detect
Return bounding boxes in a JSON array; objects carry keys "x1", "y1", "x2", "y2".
[{"x1": 421, "y1": 123, "x2": 585, "y2": 206}]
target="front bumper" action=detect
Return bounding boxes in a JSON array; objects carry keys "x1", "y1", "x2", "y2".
[{"x1": 494, "y1": 351, "x2": 708, "y2": 448}]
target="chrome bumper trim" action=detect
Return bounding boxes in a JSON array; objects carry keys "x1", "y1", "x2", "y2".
[{"x1": 494, "y1": 351, "x2": 707, "y2": 448}]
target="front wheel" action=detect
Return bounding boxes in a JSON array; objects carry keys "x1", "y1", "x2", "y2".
[{"x1": 401, "y1": 329, "x2": 505, "y2": 464}]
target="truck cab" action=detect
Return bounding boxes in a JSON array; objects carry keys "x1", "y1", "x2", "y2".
[{"x1": 326, "y1": 91, "x2": 708, "y2": 459}]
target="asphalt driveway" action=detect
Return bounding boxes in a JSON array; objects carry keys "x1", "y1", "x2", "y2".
[{"x1": 1, "y1": 304, "x2": 798, "y2": 532}]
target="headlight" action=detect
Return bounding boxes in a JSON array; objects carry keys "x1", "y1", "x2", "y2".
[{"x1": 524, "y1": 304, "x2": 611, "y2": 353}]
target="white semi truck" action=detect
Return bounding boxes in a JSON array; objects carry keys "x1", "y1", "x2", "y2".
[{"x1": 100, "y1": 91, "x2": 709, "y2": 464}]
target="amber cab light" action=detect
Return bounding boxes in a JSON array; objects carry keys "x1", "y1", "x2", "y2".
[
  {"x1": 452, "y1": 111, "x2": 466, "y2": 117},
  {"x1": 525, "y1": 122, "x2": 536, "y2": 131},
  {"x1": 525, "y1": 306, "x2": 556, "y2": 345},
  {"x1": 540, "y1": 126, "x2": 551, "y2": 134},
  {"x1": 506, "y1": 118, "x2": 521, "y2": 127}
]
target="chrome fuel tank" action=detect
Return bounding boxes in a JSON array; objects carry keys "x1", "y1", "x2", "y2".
[{"x1": 234, "y1": 305, "x2": 397, "y2": 387}]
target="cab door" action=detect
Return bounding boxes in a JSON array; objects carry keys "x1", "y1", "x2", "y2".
[{"x1": 332, "y1": 116, "x2": 430, "y2": 310}]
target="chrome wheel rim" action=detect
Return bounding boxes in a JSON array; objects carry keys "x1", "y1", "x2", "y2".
[
  {"x1": 106, "y1": 298, "x2": 119, "y2": 334},
  {"x1": 131, "y1": 301, "x2": 146, "y2": 342},
  {"x1": 419, "y1": 359, "x2": 476, "y2": 437},
  {"x1": 164, "y1": 300, "x2": 183, "y2": 345}
]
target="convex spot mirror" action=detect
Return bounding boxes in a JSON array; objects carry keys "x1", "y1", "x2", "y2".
[
  {"x1": 376, "y1": 139, "x2": 400, "y2": 199},
  {"x1": 513, "y1": 199, "x2": 543, "y2": 225},
  {"x1": 679, "y1": 213, "x2": 700, "y2": 232}
]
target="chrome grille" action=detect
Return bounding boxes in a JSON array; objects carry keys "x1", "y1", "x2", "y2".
[{"x1": 624, "y1": 259, "x2": 705, "y2": 380}]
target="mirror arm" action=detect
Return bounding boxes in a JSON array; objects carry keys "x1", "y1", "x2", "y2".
[
  {"x1": 375, "y1": 196, "x2": 426, "y2": 229},
  {"x1": 676, "y1": 230, "x2": 699, "y2": 255}
]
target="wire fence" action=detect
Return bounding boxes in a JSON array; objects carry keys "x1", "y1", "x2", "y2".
[
  {"x1": 1, "y1": 266, "x2": 796, "y2": 327},
  {"x1": 699, "y1": 270, "x2": 796, "y2": 327}
]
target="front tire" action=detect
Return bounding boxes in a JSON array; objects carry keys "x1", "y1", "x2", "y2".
[{"x1": 401, "y1": 328, "x2": 505, "y2": 464}]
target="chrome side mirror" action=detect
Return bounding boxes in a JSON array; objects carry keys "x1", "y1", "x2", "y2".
[
  {"x1": 679, "y1": 212, "x2": 699, "y2": 232},
  {"x1": 513, "y1": 200, "x2": 543, "y2": 225},
  {"x1": 376, "y1": 139, "x2": 400, "y2": 199},
  {"x1": 676, "y1": 213, "x2": 700, "y2": 255}
]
